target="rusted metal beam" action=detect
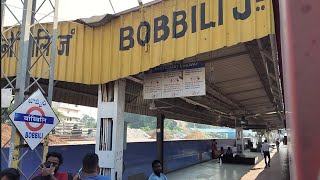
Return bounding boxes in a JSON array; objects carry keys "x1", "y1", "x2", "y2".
[
  {"x1": 225, "y1": 87, "x2": 265, "y2": 96},
  {"x1": 246, "y1": 39, "x2": 283, "y2": 123}
]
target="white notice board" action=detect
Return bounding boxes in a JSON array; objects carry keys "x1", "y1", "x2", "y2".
[{"x1": 143, "y1": 62, "x2": 206, "y2": 99}]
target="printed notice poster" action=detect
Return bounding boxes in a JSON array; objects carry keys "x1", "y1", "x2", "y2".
[
  {"x1": 162, "y1": 70, "x2": 183, "y2": 98},
  {"x1": 143, "y1": 72, "x2": 162, "y2": 99},
  {"x1": 183, "y1": 64, "x2": 206, "y2": 97},
  {"x1": 143, "y1": 62, "x2": 206, "y2": 99}
]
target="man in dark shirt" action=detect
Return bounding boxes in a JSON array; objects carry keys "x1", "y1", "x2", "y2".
[
  {"x1": 225, "y1": 147, "x2": 233, "y2": 157},
  {"x1": 276, "y1": 140, "x2": 280, "y2": 152},
  {"x1": 32, "y1": 152, "x2": 72, "y2": 180}
]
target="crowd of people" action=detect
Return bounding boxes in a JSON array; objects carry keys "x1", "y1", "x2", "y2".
[
  {"x1": 212, "y1": 138, "x2": 279, "y2": 167},
  {"x1": 0, "y1": 152, "x2": 167, "y2": 180},
  {"x1": 211, "y1": 139, "x2": 234, "y2": 163},
  {"x1": 1, "y1": 139, "x2": 278, "y2": 180}
]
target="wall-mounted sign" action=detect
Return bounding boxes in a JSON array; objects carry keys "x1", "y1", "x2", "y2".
[{"x1": 143, "y1": 62, "x2": 206, "y2": 99}]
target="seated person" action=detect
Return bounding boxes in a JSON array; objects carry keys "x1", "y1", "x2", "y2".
[
  {"x1": 73, "y1": 153, "x2": 111, "y2": 180},
  {"x1": 32, "y1": 152, "x2": 72, "y2": 180},
  {"x1": 225, "y1": 147, "x2": 233, "y2": 157},
  {"x1": 0, "y1": 168, "x2": 20, "y2": 180}
]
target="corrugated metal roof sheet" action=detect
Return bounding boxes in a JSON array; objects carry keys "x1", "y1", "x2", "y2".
[
  {"x1": 213, "y1": 55, "x2": 257, "y2": 83},
  {"x1": 1, "y1": 0, "x2": 275, "y2": 85},
  {"x1": 1, "y1": 0, "x2": 283, "y2": 129},
  {"x1": 221, "y1": 81, "x2": 264, "y2": 94}
]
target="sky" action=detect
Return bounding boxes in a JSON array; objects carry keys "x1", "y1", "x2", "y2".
[
  {"x1": 3, "y1": 0, "x2": 154, "y2": 26},
  {"x1": 78, "y1": 105, "x2": 98, "y2": 118}
]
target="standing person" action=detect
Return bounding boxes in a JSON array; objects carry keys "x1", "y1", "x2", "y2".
[
  {"x1": 211, "y1": 139, "x2": 218, "y2": 159},
  {"x1": 73, "y1": 153, "x2": 111, "y2": 180},
  {"x1": 0, "y1": 168, "x2": 20, "y2": 180},
  {"x1": 32, "y1": 151, "x2": 72, "y2": 180},
  {"x1": 148, "y1": 160, "x2": 168, "y2": 180},
  {"x1": 261, "y1": 140, "x2": 271, "y2": 168},
  {"x1": 276, "y1": 140, "x2": 280, "y2": 152}
]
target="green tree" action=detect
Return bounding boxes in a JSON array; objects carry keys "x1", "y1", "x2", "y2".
[
  {"x1": 164, "y1": 119, "x2": 183, "y2": 135},
  {"x1": 125, "y1": 113, "x2": 183, "y2": 133},
  {"x1": 81, "y1": 114, "x2": 97, "y2": 128},
  {"x1": 186, "y1": 122, "x2": 214, "y2": 129},
  {"x1": 206, "y1": 132, "x2": 220, "y2": 138},
  {"x1": 164, "y1": 119, "x2": 178, "y2": 130},
  {"x1": 125, "y1": 113, "x2": 156, "y2": 130}
]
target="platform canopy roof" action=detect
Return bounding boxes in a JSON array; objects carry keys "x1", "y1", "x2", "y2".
[{"x1": 1, "y1": 0, "x2": 284, "y2": 129}]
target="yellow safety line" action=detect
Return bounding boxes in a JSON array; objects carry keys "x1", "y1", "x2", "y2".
[{"x1": 241, "y1": 150, "x2": 276, "y2": 180}]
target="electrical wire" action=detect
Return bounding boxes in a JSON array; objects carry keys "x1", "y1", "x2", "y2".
[{"x1": 108, "y1": 0, "x2": 116, "y2": 13}]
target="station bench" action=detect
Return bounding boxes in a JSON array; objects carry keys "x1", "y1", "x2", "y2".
[
  {"x1": 250, "y1": 147, "x2": 261, "y2": 152},
  {"x1": 221, "y1": 154, "x2": 258, "y2": 165}
]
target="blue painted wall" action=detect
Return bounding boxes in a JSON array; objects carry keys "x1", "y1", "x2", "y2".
[
  {"x1": 1, "y1": 139, "x2": 235, "y2": 180},
  {"x1": 164, "y1": 140, "x2": 212, "y2": 172}
]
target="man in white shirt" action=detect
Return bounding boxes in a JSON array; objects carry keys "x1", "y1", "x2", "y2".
[
  {"x1": 148, "y1": 160, "x2": 168, "y2": 180},
  {"x1": 261, "y1": 140, "x2": 271, "y2": 167}
]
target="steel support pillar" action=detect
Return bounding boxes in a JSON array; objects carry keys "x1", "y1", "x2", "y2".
[
  {"x1": 95, "y1": 80, "x2": 126, "y2": 180},
  {"x1": 42, "y1": 0, "x2": 60, "y2": 163},
  {"x1": 8, "y1": 0, "x2": 35, "y2": 168},
  {"x1": 1, "y1": 0, "x2": 6, "y2": 169},
  {"x1": 1, "y1": 0, "x2": 6, "y2": 30},
  {"x1": 156, "y1": 114, "x2": 165, "y2": 166},
  {"x1": 236, "y1": 127, "x2": 244, "y2": 153}
]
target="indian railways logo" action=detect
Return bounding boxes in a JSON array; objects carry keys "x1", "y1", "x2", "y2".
[{"x1": 14, "y1": 106, "x2": 54, "y2": 139}]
